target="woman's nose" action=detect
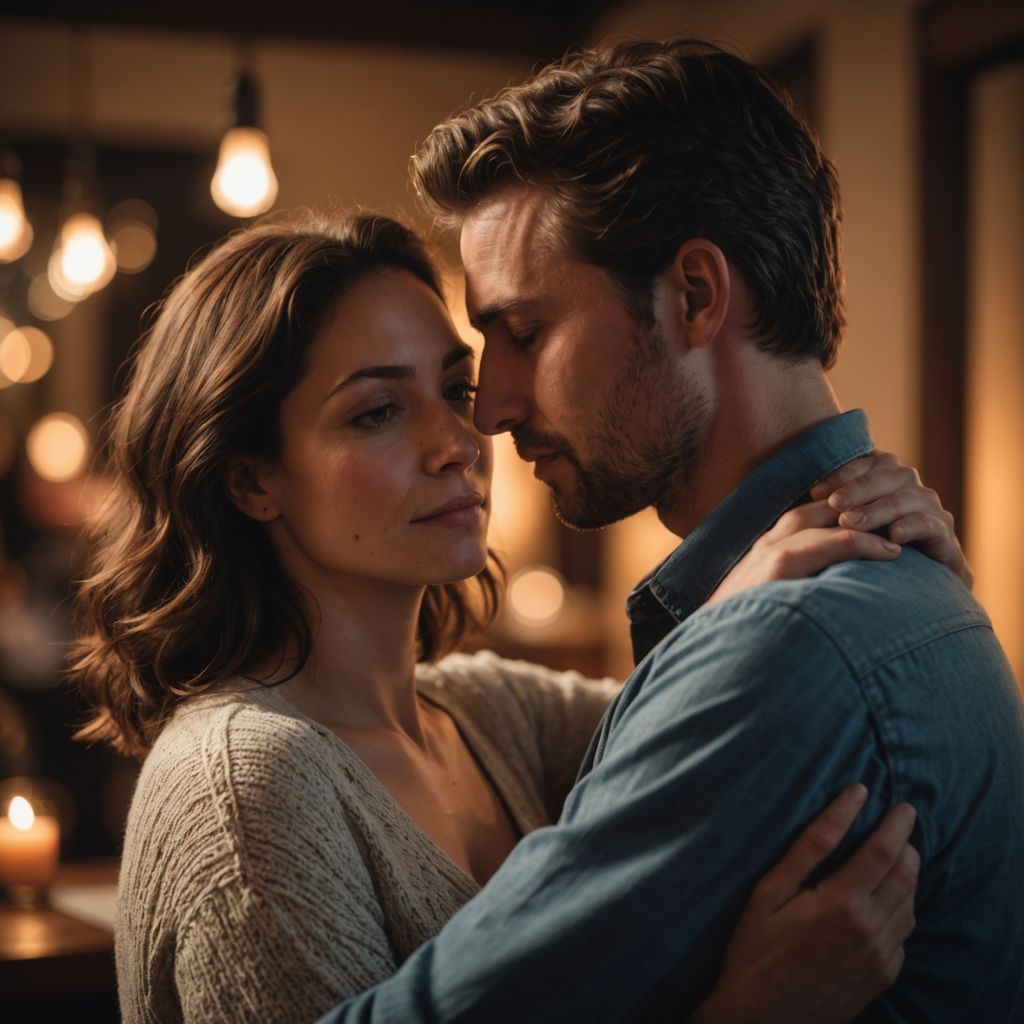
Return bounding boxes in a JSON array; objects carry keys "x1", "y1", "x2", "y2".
[{"x1": 425, "y1": 404, "x2": 481, "y2": 474}]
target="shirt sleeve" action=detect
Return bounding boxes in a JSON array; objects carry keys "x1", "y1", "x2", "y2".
[
  {"x1": 316, "y1": 593, "x2": 894, "y2": 1023},
  {"x1": 172, "y1": 715, "x2": 399, "y2": 1023}
]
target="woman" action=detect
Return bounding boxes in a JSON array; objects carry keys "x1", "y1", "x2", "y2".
[{"x1": 71, "y1": 213, "x2": 956, "y2": 1023}]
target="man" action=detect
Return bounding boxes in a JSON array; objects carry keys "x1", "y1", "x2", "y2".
[{"x1": 321, "y1": 39, "x2": 1024, "y2": 1020}]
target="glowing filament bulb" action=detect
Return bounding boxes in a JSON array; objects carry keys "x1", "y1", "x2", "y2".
[
  {"x1": 211, "y1": 127, "x2": 278, "y2": 218},
  {"x1": 58, "y1": 212, "x2": 116, "y2": 292},
  {"x1": 0, "y1": 179, "x2": 33, "y2": 262}
]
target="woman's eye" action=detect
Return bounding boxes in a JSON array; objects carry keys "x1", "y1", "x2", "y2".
[
  {"x1": 352, "y1": 402, "x2": 400, "y2": 429},
  {"x1": 445, "y1": 382, "x2": 478, "y2": 406}
]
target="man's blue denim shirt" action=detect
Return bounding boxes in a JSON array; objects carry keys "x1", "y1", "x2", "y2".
[{"x1": 321, "y1": 411, "x2": 1024, "y2": 1023}]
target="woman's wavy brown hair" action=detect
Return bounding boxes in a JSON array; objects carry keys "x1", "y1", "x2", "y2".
[{"x1": 69, "y1": 212, "x2": 501, "y2": 758}]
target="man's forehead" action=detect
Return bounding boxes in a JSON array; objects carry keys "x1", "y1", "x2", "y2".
[
  {"x1": 459, "y1": 184, "x2": 560, "y2": 311},
  {"x1": 461, "y1": 185, "x2": 554, "y2": 264}
]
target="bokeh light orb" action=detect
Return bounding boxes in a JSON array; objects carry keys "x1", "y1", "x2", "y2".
[
  {"x1": 0, "y1": 326, "x2": 53, "y2": 384},
  {"x1": 110, "y1": 221, "x2": 157, "y2": 274},
  {"x1": 28, "y1": 274, "x2": 76, "y2": 321},
  {"x1": 26, "y1": 412, "x2": 90, "y2": 482},
  {"x1": 507, "y1": 566, "x2": 568, "y2": 627}
]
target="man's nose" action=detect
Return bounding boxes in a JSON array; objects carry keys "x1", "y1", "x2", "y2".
[{"x1": 473, "y1": 344, "x2": 530, "y2": 436}]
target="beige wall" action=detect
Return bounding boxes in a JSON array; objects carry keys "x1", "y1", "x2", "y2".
[{"x1": 967, "y1": 62, "x2": 1024, "y2": 683}]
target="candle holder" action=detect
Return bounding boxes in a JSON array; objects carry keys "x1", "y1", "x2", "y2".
[{"x1": 0, "y1": 777, "x2": 64, "y2": 908}]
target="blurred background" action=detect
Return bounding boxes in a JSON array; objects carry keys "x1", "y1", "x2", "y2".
[{"x1": 0, "y1": 0, "x2": 1021, "y2": 877}]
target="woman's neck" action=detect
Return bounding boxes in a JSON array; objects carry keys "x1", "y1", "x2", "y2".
[{"x1": 270, "y1": 576, "x2": 428, "y2": 743}]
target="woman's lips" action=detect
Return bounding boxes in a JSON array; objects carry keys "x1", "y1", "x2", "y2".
[{"x1": 412, "y1": 494, "x2": 485, "y2": 527}]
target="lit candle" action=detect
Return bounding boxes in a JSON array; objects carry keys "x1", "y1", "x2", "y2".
[{"x1": 0, "y1": 795, "x2": 60, "y2": 888}]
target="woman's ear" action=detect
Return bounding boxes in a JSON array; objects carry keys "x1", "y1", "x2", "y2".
[
  {"x1": 664, "y1": 238, "x2": 731, "y2": 349},
  {"x1": 223, "y1": 456, "x2": 280, "y2": 522}
]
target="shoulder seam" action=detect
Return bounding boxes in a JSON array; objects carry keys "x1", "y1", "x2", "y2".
[
  {"x1": 197, "y1": 702, "x2": 254, "y2": 893},
  {"x1": 690, "y1": 584, "x2": 990, "y2": 675}
]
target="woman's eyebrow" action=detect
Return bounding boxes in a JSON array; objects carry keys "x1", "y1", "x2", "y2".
[
  {"x1": 442, "y1": 343, "x2": 475, "y2": 370},
  {"x1": 325, "y1": 344, "x2": 475, "y2": 402}
]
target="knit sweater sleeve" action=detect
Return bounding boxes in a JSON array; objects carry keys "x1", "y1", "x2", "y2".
[
  {"x1": 125, "y1": 699, "x2": 399, "y2": 1024},
  {"x1": 174, "y1": 875, "x2": 395, "y2": 1024}
]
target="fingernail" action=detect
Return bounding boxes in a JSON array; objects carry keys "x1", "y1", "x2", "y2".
[
  {"x1": 883, "y1": 541, "x2": 901, "y2": 554},
  {"x1": 842, "y1": 509, "x2": 866, "y2": 527},
  {"x1": 829, "y1": 491, "x2": 851, "y2": 510}
]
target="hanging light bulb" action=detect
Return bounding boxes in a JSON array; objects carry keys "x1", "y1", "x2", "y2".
[
  {"x1": 211, "y1": 69, "x2": 278, "y2": 218},
  {"x1": 57, "y1": 211, "x2": 116, "y2": 292},
  {"x1": 0, "y1": 150, "x2": 33, "y2": 263},
  {"x1": 50, "y1": 35, "x2": 117, "y2": 300},
  {"x1": 211, "y1": 127, "x2": 278, "y2": 217}
]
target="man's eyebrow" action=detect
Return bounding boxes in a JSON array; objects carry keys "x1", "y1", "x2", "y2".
[
  {"x1": 469, "y1": 299, "x2": 540, "y2": 330},
  {"x1": 325, "y1": 344, "x2": 474, "y2": 401}
]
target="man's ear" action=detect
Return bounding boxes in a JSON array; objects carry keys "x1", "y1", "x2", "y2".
[
  {"x1": 664, "y1": 238, "x2": 731, "y2": 349},
  {"x1": 223, "y1": 456, "x2": 280, "y2": 522}
]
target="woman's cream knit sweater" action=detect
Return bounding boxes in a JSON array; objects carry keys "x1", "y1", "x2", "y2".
[{"x1": 116, "y1": 650, "x2": 616, "y2": 1024}]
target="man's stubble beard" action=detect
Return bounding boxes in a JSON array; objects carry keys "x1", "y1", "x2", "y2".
[{"x1": 514, "y1": 324, "x2": 711, "y2": 531}]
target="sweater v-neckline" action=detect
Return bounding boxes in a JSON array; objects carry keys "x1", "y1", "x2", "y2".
[{"x1": 244, "y1": 676, "x2": 524, "y2": 893}]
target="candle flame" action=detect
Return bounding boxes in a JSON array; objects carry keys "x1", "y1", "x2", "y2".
[{"x1": 9, "y1": 795, "x2": 35, "y2": 831}]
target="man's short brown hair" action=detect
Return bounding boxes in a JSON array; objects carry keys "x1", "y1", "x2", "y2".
[{"x1": 412, "y1": 38, "x2": 845, "y2": 368}]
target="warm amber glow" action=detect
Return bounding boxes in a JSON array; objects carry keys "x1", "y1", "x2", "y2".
[
  {"x1": 26, "y1": 412, "x2": 90, "y2": 482},
  {"x1": 57, "y1": 212, "x2": 116, "y2": 293},
  {"x1": 443, "y1": 268, "x2": 555, "y2": 568},
  {"x1": 0, "y1": 791, "x2": 60, "y2": 890},
  {"x1": 108, "y1": 198, "x2": 158, "y2": 273},
  {"x1": 48, "y1": 246, "x2": 90, "y2": 301},
  {"x1": 0, "y1": 317, "x2": 16, "y2": 390},
  {"x1": 0, "y1": 179, "x2": 33, "y2": 262},
  {"x1": 27, "y1": 274, "x2": 76, "y2": 321},
  {"x1": 0, "y1": 327, "x2": 52, "y2": 384},
  {"x1": 8, "y1": 796, "x2": 34, "y2": 832},
  {"x1": 967, "y1": 65, "x2": 1024, "y2": 685},
  {"x1": 211, "y1": 127, "x2": 279, "y2": 217},
  {"x1": 111, "y1": 221, "x2": 157, "y2": 273},
  {"x1": 0, "y1": 328, "x2": 29, "y2": 382},
  {"x1": 508, "y1": 566, "x2": 567, "y2": 627},
  {"x1": 108, "y1": 197, "x2": 158, "y2": 232}
]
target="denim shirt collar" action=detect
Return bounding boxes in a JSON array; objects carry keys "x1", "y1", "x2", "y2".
[{"x1": 627, "y1": 410, "x2": 875, "y2": 664}]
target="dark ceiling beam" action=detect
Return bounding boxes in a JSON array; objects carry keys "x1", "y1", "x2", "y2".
[
  {"x1": 0, "y1": 2, "x2": 614, "y2": 58},
  {"x1": 922, "y1": 0, "x2": 1024, "y2": 70}
]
